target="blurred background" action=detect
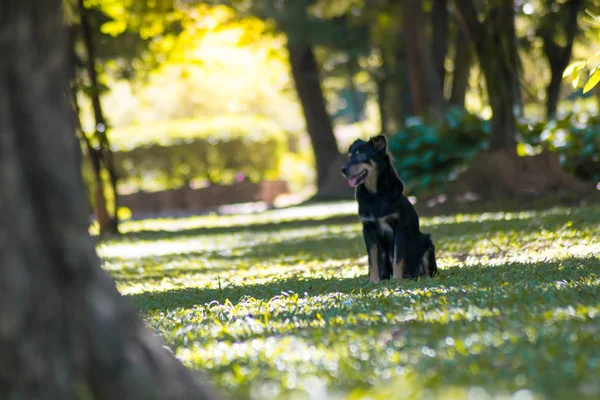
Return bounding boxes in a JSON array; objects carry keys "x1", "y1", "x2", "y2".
[{"x1": 66, "y1": 0, "x2": 600, "y2": 235}]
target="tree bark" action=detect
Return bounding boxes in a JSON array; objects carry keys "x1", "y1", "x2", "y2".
[
  {"x1": 541, "y1": 0, "x2": 582, "y2": 120},
  {"x1": 78, "y1": 0, "x2": 120, "y2": 235},
  {"x1": 449, "y1": 22, "x2": 471, "y2": 108},
  {"x1": 400, "y1": 0, "x2": 445, "y2": 119},
  {"x1": 453, "y1": 0, "x2": 519, "y2": 150},
  {"x1": 287, "y1": 42, "x2": 343, "y2": 196},
  {"x1": 0, "y1": 1, "x2": 218, "y2": 398}
]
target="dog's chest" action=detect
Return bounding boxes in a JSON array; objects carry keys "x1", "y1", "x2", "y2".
[{"x1": 360, "y1": 212, "x2": 399, "y2": 237}]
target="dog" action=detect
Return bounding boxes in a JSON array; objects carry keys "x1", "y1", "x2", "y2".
[
  {"x1": 341, "y1": 135, "x2": 437, "y2": 282},
  {"x1": 420, "y1": 233, "x2": 438, "y2": 278}
]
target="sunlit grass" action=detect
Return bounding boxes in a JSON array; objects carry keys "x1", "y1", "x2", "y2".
[{"x1": 100, "y1": 201, "x2": 600, "y2": 399}]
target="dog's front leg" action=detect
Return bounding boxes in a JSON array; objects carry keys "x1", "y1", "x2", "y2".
[
  {"x1": 363, "y1": 225, "x2": 381, "y2": 283},
  {"x1": 392, "y1": 225, "x2": 407, "y2": 279}
]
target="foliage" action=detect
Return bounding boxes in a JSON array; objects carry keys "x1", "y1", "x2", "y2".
[
  {"x1": 387, "y1": 108, "x2": 489, "y2": 196},
  {"x1": 110, "y1": 115, "x2": 287, "y2": 191},
  {"x1": 98, "y1": 201, "x2": 600, "y2": 399},
  {"x1": 387, "y1": 108, "x2": 600, "y2": 196},
  {"x1": 519, "y1": 112, "x2": 600, "y2": 183},
  {"x1": 563, "y1": 10, "x2": 600, "y2": 94}
]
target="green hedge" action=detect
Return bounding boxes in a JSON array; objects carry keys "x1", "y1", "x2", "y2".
[
  {"x1": 109, "y1": 115, "x2": 287, "y2": 191},
  {"x1": 387, "y1": 108, "x2": 600, "y2": 196}
]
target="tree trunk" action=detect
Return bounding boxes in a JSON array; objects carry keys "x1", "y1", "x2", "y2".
[
  {"x1": 454, "y1": 0, "x2": 519, "y2": 150},
  {"x1": 70, "y1": 82, "x2": 112, "y2": 229},
  {"x1": 542, "y1": 0, "x2": 583, "y2": 120},
  {"x1": 376, "y1": 45, "x2": 408, "y2": 135},
  {"x1": 400, "y1": 0, "x2": 445, "y2": 119},
  {"x1": 78, "y1": 0, "x2": 119, "y2": 235},
  {"x1": 287, "y1": 42, "x2": 349, "y2": 198},
  {"x1": 431, "y1": 0, "x2": 449, "y2": 91},
  {"x1": 67, "y1": 31, "x2": 112, "y2": 229},
  {"x1": 0, "y1": 1, "x2": 218, "y2": 398},
  {"x1": 449, "y1": 23, "x2": 471, "y2": 108},
  {"x1": 445, "y1": 0, "x2": 590, "y2": 199}
]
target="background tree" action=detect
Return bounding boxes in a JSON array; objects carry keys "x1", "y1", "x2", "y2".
[
  {"x1": 537, "y1": 0, "x2": 583, "y2": 120},
  {"x1": 0, "y1": 0, "x2": 217, "y2": 397},
  {"x1": 449, "y1": 0, "x2": 587, "y2": 198}
]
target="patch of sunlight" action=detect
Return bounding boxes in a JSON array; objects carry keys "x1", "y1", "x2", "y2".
[{"x1": 118, "y1": 201, "x2": 358, "y2": 234}]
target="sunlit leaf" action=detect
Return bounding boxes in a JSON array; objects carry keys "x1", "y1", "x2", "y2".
[
  {"x1": 583, "y1": 68, "x2": 600, "y2": 93},
  {"x1": 562, "y1": 61, "x2": 586, "y2": 78}
]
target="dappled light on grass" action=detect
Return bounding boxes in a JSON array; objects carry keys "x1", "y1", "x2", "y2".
[{"x1": 100, "y1": 202, "x2": 600, "y2": 399}]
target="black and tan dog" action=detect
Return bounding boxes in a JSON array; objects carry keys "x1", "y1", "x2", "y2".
[{"x1": 341, "y1": 135, "x2": 437, "y2": 282}]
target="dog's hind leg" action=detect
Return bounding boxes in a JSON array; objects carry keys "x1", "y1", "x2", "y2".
[{"x1": 420, "y1": 234, "x2": 438, "y2": 277}]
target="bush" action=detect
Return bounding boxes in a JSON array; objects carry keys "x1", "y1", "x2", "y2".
[
  {"x1": 519, "y1": 113, "x2": 600, "y2": 184},
  {"x1": 387, "y1": 108, "x2": 489, "y2": 196},
  {"x1": 387, "y1": 108, "x2": 600, "y2": 197},
  {"x1": 109, "y1": 115, "x2": 287, "y2": 192}
]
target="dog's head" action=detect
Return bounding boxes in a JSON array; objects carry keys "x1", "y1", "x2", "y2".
[{"x1": 341, "y1": 135, "x2": 389, "y2": 188}]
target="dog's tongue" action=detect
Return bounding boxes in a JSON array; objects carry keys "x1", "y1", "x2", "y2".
[{"x1": 348, "y1": 176, "x2": 360, "y2": 187}]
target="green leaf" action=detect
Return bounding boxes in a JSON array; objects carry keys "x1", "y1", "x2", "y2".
[{"x1": 583, "y1": 68, "x2": 600, "y2": 93}]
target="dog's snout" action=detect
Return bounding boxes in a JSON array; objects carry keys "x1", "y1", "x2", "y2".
[{"x1": 341, "y1": 165, "x2": 350, "y2": 176}]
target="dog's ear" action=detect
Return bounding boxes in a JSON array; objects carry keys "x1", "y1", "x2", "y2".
[{"x1": 370, "y1": 135, "x2": 388, "y2": 151}]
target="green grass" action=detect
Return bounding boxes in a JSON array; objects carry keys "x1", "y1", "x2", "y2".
[{"x1": 98, "y1": 201, "x2": 600, "y2": 400}]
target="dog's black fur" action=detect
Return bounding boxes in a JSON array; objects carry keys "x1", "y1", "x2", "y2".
[{"x1": 341, "y1": 135, "x2": 437, "y2": 282}]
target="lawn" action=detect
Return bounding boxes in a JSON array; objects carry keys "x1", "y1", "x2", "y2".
[{"x1": 98, "y1": 201, "x2": 600, "y2": 400}]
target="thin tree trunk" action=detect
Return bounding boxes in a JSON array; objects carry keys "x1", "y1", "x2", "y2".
[
  {"x1": 0, "y1": 0, "x2": 218, "y2": 398},
  {"x1": 432, "y1": 0, "x2": 449, "y2": 91},
  {"x1": 70, "y1": 81, "x2": 111, "y2": 228},
  {"x1": 68, "y1": 28, "x2": 111, "y2": 228},
  {"x1": 376, "y1": 75, "x2": 388, "y2": 134},
  {"x1": 543, "y1": 0, "x2": 583, "y2": 120},
  {"x1": 400, "y1": 0, "x2": 444, "y2": 119},
  {"x1": 287, "y1": 42, "x2": 341, "y2": 195},
  {"x1": 78, "y1": 0, "x2": 119, "y2": 234},
  {"x1": 454, "y1": 0, "x2": 519, "y2": 150},
  {"x1": 449, "y1": 23, "x2": 471, "y2": 108},
  {"x1": 377, "y1": 46, "x2": 407, "y2": 134}
]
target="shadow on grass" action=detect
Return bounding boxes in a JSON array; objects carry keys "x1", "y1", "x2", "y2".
[
  {"x1": 112, "y1": 204, "x2": 599, "y2": 252},
  {"x1": 126, "y1": 255, "x2": 598, "y2": 315},
  {"x1": 126, "y1": 274, "x2": 367, "y2": 313}
]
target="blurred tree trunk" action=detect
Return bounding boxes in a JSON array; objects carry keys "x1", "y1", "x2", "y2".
[
  {"x1": 78, "y1": 0, "x2": 120, "y2": 235},
  {"x1": 454, "y1": 0, "x2": 519, "y2": 150},
  {"x1": 541, "y1": 0, "x2": 582, "y2": 120},
  {"x1": 399, "y1": 0, "x2": 445, "y2": 119},
  {"x1": 449, "y1": 23, "x2": 471, "y2": 108},
  {"x1": 288, "y1": 42, "x2": 351, "y2": 198},
  {"x1": 377, "y1": 45, "x2": 409, "y2": 135},
  {"x1": 431, "y1": 0, "x2": 449, "y2": 91},
  {"x1": 0, "y1": 0, "x2": 218, "y2": 398}
]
